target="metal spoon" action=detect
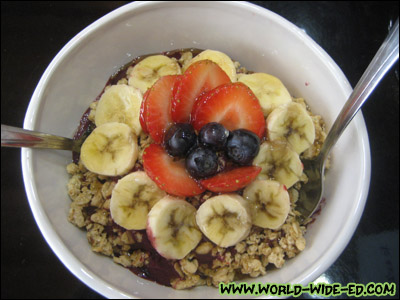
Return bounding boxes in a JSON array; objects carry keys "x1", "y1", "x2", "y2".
[
  {"x1": 1, "y1": 125, "x2": 83, "y2": 153},
  {"x1": 296, "y1": 19, "x2": 399, "y2": 224}
]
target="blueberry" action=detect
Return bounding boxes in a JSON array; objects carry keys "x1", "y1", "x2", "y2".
[
  {"x1": 164, "y1": 123, "x2": 197, "y2": 157},
  {"x1": 225, "y1": 129, "x2": 260, "y2": 165},
  {"x1": 185, "y1": 147, "x2": 218, "y2": 179},
  {"x1": 199, "y1": 122, "x2": 230, "y2": 150}
]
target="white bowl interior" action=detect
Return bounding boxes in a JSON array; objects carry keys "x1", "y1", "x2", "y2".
[{"x1": 22, "y1": 2, "x2": 370, "y2": 298}]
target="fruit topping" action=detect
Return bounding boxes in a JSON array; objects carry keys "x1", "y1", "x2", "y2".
[
  {"x1": 185, "y1": 147, "x2": 219, "y2": 179},
  {"x1": 80, "y1": 122, "x2": 138, "y2": 176},
  {"x1": 127, "y1": 55, "x2": 182, "y2": 94},
  {"x1": 243, "y1": 180, "x2": 290, "y2": 229},
  {"x1": 252, "y1": 140, "x2": 303, "y2": 188},
  {"x1": 198, "y1": 122, "x2": 229, "y2": 150},
  {"x1": 110, "y1": 171, "x2": 166, "y2": 230},
  {"x1": 139, "y1": 88, "x2": 150, "y2": 134},
  {"x1": 191, "y1": 82, "x2": 265, "y2": 139},
  {"x1": 267, "y1": 102, "x2": 315, "y2": 154},
  {"x1": 225, "y1": 129, "x2": 260, "y2": 165},
  {"x1": 145, "y1": 75, "x2": 181, "y2": 144},
  {"x1": 164, "y1": 123, "x2": 197, "y2": 157},
  {"x1": 172, "y1": 60, "x2": 230, "y2": 123},
  {"x1": 143, "y1": 144, "x2": 205, "y2": 197},
  {"x1": 196, "y1": 194, "x2": 252, "y2": 248},
  {"x1": 200, "y1": 166, "x2": 262, "y2": 193},
  {"x1": 147, "y1": 195, "x2": 202, "y2": 260},
  {"x1": 183, "y1": 49, "x2": 237, "y2": 82},
  {"x1": 95, "y1": 84, "x2": 143, "y2": 136},
  {"x1": 237, "y1": 73, "x2": 292, "y2": 117}
]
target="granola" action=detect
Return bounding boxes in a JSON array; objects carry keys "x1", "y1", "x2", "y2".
[{"x1": 67, "y1": 158, "x2": 311, "y2": 289}]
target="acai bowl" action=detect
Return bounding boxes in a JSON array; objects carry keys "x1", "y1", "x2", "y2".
[{"x1": 22, "y1": 1, "x2": 371, "y2": 298}]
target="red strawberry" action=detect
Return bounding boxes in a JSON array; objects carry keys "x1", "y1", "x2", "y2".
[
  {"x1": 190, "y1": 89, "x2": 208, "y2": 122},
  {"x1": 200, "y1": 166, "x2": 262, "y2": 193},
  {"x1": 172, "y1": 60, "x2": 231, "y2": 123},
  {"x1": 191, "y1": 82, "x2": 266, "y2": 139},
  {"x1": 145, "y1": 75, "x2": 180, "y2": 143},
  {"x1": 143, "y1": 144, "x2": 205, "y2": 197},
  {"x1": 139, "y1": 89, "x2": 150, "y2": 134}
]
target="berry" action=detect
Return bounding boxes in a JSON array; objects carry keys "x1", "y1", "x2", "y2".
[
  {"x1": 191, "y1": 82, "x2": 266, "y2": 139},
  {"x1": 200, "y1": 166, "x2": 262, "y2": 192},
  {"x1": 139, "y1": 89, "x2": 150, "y2": 134},
  {"x1": 226, "y1": 129, "x2": 260, "y2": 165},
  {"x1": 199, "y1": 122, "x2": 229, "y2": 150},
  {"x1": 172, "y1": 60, "x2": 231, "y2": 123},
  {"x1": 164, "y1": 123, "x2": 197, "y2": 157},
  {"x1": 145, "y1": 75, "x2": 181, "y2": 143},
  {"x1": 185, "y1": 147, "x2": 218, "y2": 179},
  {"x1": 143, "y1": 144, "x2": 205, "y2": 197}
]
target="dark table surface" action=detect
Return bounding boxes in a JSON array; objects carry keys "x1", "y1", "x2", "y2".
[{"x1": 1, "y1": 1, "x2": 399, "y2": 299}]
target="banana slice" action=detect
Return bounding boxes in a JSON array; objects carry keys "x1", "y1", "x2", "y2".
[
  {"x1": 237, "y1": 73, "x2": 292, "y2": 117},
  {"x1": 95, "y1": 84, "x2": 143, "y2": 136},
  {"x1": 267, "y1": 102, "x2": 316, "y2": 154},
  {"x1": 253, "y1": 141, "x2": 303, "y2": 189},
  {"x1": 147, "y1": 196, "x2": 202, "y2": 260},
  {"x1": 196, "y1": 194, "x2": 252, "y2": 248},
  {"x1": 184, "y1": 49, "x2": 237, "y2": 81},
  {"x1": 127, "y1": 55, "x2": 181, "y2": 93},
  {"x1": 80, "y1": 122, "x2": 138, "y2": 176},
  {"x1": 110, "y1": 171, "x2": 166, "y2": 230},
  {"x1": 243, "y1": 180, "x2": 290, "y2": 229}
]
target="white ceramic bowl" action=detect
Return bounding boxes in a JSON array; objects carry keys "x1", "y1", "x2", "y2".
[{"x1": 22, "y1": 1, "x2": 371, "y2": 298}]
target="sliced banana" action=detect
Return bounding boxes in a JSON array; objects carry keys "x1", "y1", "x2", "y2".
[
  {"x1": 243, "y1": 180, "x2": 290, "y2": 229},
  {"x1": 237, "y1": 73, "x2": 292, "y2": 117},
  {"x1": 267, "y1": 102, "x2": 315, "y2": 154},
  {"x1": 80, "y1": 122, "x2": 138, "y2": 176},
  {"x1": 184, "y1": 49, "x2": 237, "y2": 81},
  {"x1": 196, "y1": 194, "x2": 252, "y2": 248},
  {"x1": 127, "y1": 55, "x2": 181, "y2": 93},
  {"x1": 147, "y1": 196, "x2": 202, "y2": 260},
  {"x1": 95, "y1": 84, "x2": 143, "y2": 136},
  {"x1": 253, "y1": 141, "x2": 303, "y2": 189},
  {"x1": 110, "y1": 171, "x2": 166, "y2": 230}
]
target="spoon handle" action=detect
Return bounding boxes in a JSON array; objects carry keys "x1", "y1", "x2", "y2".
[
  {"x1": 1, "y1": 124, "x2": 75, "y2": 151},
  {"x1": 319, "y1": 19, "x2": 399, "y2": 163}
]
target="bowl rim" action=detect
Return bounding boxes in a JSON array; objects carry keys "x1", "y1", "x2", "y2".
[{"x1": 21, "y1": 1, "x2": 371, "y2": 298}]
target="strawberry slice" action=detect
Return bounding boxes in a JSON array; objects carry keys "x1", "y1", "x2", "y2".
[
  {"x1": 200, "y1": 166, "x2": 262, "y2": 193},
  {"x1": 145, "y1": 75, "x2": 180, "y2": 143},
  {"x1": 143, "y1": 144, "x2": 205, "y2": 197},
  {"x1": 139, "y1": 89, "x2": 150, "y2": 134},
  {"x1": 172, "y1": 60, "x2": 231, "y2": 123},
  {"x1": 191, "y1": 82, "x2": 266, "y2": 139}
]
